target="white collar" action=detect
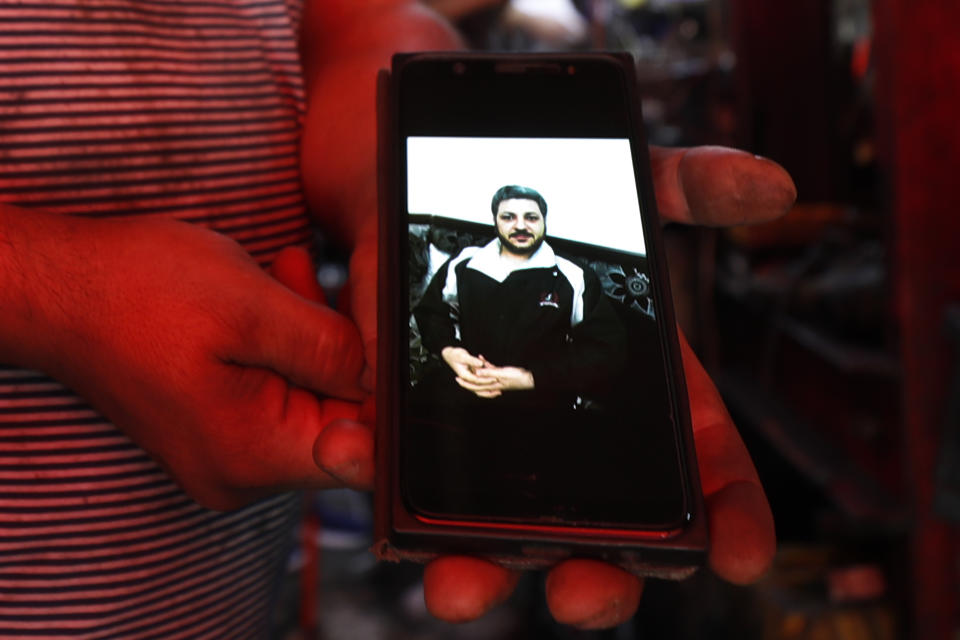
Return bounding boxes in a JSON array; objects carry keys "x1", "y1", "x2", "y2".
[{"x1": 465, "y1": 238, "x2": 557, "y2": 283}]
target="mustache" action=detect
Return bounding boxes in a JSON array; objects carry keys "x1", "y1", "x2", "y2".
[{"x1": 510, "y1": 232, "x2": 534, "y2": 239}]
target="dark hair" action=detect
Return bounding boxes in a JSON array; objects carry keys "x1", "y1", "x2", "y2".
[{"x1": 491, "y1": 185, "x2": 547, "y2": 218}]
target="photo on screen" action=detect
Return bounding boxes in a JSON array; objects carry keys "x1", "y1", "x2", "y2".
[{"x1": 401, "y1": 136, "x2": 684, "y2": 527}]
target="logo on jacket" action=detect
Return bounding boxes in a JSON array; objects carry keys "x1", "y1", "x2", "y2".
[{"x1": 538, "y1": 292, "x2": 560, "y2": 309}]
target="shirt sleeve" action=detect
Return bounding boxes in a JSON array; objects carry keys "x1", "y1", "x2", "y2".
[{"x1": 413, "y1": 258, "x2": 460, "y2": 356}]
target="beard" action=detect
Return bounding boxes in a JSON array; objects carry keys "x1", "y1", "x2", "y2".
[{"x1": 499, "y1": 229, "x2": 546, "y2": 256}]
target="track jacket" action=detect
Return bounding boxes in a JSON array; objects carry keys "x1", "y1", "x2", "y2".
[{"x1": 415, "y1": 238, "x2": 627, "y2": 396}]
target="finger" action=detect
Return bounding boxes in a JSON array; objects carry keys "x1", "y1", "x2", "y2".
[
  {"x1": 268, "y1": 245, "x2": 327, "y2": 304},
  {"x1": 423, "y1": 556, "x2": 520, "y2": 623},
  {"x1": 455, "y1": 376, "x2": 501, "y2": 391},
  {"x1": 456, "y1": 378, "x2": 501, "y2": 392},
  {"x1": 265, "y1": 247, "x2": 361, "y2": 398},
  {"x1": 545, "y1": 559, "x2": 643, "y2": 629},
  {"x1": 313, "y1": 417, "x2": 374, "y2": 490},
  {"x1": 452, "y1": 364, "x2": 498, "y2": 386},
  {"x1": 248, "y1": 380, "x2": 361, "y2": 494},
  {"x1": 348, "y1": 235, "x2": 378, "y2": 391},
  {"x1": 679, "y1": 331, "x2": 776, "y2": 584},
  {"x1": 454, "y1": 369, "x2": 499, "y2": 386},
  {"x1": 469, "y1": 386, "x2": 503, "y2": 398},
  {"x1": 312, "y1": 394, "x2": 376, "y2": 491},
  {"x1": 238, "y1": 280, "x2": 365, "y2": 401},
  {"x1": 458, "y1": 352, "x2": 486, "y2": 370},
  {"x1": 650, "y1": 146, "x2": 796, "y2": 227}
]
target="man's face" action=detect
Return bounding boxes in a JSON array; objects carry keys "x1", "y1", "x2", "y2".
[{"x1": 495, "y1": 198, "x2": 546, "y2": 257}]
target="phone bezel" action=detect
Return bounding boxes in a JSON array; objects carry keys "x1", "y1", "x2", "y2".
[{"x1": 375, "y1": 52, "x2": 707, "y2": 575}]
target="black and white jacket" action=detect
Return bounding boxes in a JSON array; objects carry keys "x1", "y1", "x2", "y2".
[{"x1": 415, "y1": 239, "x2": 627, "y2": 395}]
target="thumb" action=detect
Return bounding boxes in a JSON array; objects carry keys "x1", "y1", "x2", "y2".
[
  {"x1": 313, "y1": 387, "x2": 376, "y2": 490},
  {"x1": 313, "y1": 418, "x2": 374, "y2": 490},
  {"x1": 233, "y1": 276, "x2": 365, "y2": 401},
  {"x1": 256, "y1": 392, "x2": 362, "y2": 494},
  {"x1": 462, "y1": 351, "x2": 485, "y2": 368}
]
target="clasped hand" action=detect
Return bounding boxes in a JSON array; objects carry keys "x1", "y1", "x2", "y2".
[{"x1": 441, "y1": 346, "x2": 534, "y2": 398}]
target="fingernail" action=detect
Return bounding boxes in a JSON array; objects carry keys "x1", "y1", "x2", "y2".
[
  {"x1": 321, "y1": 455, "x2": 373, "y2": 489},
  {"x1": 327, "y1": 459, "x2": 362, "y2": 484},
  {"x1": 313, "y1": 419, "x2": 374, "y2": 489}
]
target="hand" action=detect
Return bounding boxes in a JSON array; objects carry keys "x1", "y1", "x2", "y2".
[
  {"x1": 442, "y1": 347, "x2": 503, "y2": 398},
  {"x1": 317, "y1": 147, "x2": 790, "y2": 627},
  {"x1": 474, "y1": 357, "x2": 535, "y2": 392},
  {"x1": 298, "y1": 7, "x2": 791, "y2": 624},
  {"x1": 441, "y1": 346, "x2": 486, "y2": 382},
  {"x1": 4, "y1": 212, "x2": 366, "y2": 510}
]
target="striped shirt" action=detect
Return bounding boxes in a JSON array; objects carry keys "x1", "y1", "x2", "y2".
[{"x1": 0, "y1": 0, "x2": 313, "y2": 636}]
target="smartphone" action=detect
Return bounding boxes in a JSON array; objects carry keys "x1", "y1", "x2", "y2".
[{"x1": 375, "y1": 52, "x2": 706, "y2": 577}]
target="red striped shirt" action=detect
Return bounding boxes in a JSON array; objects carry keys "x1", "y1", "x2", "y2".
[{"x1": 0, "y1": 0, "x2": 312, "y2": 636}]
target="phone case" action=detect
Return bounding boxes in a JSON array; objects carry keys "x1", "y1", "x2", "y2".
[{"x1": 374, "y1": 53, "x2": 707, "y2": 579}]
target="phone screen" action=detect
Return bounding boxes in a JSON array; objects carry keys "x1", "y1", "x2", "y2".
[{"x1": 393, "y1": 57, "x2": 689, "y2": 531}]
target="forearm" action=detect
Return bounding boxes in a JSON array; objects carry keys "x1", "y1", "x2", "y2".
[
  {"x1": 299, "y1": 0, "x2": 462, "y2": 247},
  {"x1": 416, "y1": 306, "x2": 460, "y2": 356}
]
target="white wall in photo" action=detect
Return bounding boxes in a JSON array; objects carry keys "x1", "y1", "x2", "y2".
[{"x1": 406, "y1": 136, "x2": 647, "y2": 255}]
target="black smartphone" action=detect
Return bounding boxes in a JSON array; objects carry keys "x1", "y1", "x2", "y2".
[{"x1": 375, "y1": 52, "x2": 706, "y2": 577}]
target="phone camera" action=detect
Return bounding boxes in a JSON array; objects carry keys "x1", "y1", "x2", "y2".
[
  {"x1": 567, "y1": 65, "x2": 576, "y2": 75},
  {"x1": 453, "y1": 62, "x2": 467, "y2": 75}
]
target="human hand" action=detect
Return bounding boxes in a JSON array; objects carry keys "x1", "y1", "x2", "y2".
[
  {"x1": 298, "y1": 9, "x2": 792, "y2": 623},
  {"x1": 474, "y1": 356, "x2": 535, "y2": 392},
  {"x1": 414, "y1": 147, "x2": 792, "y2": 627},
  {"x1": 6, "y1": 212, "x2": 366, "y2": 510},
  {"x1": 441, "y1": 346, "x2": 503, "y2": 398}
]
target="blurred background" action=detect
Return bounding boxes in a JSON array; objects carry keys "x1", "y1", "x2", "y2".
[{"x1": 280, "y1": 1, "x2": 960, "y2": 638}]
